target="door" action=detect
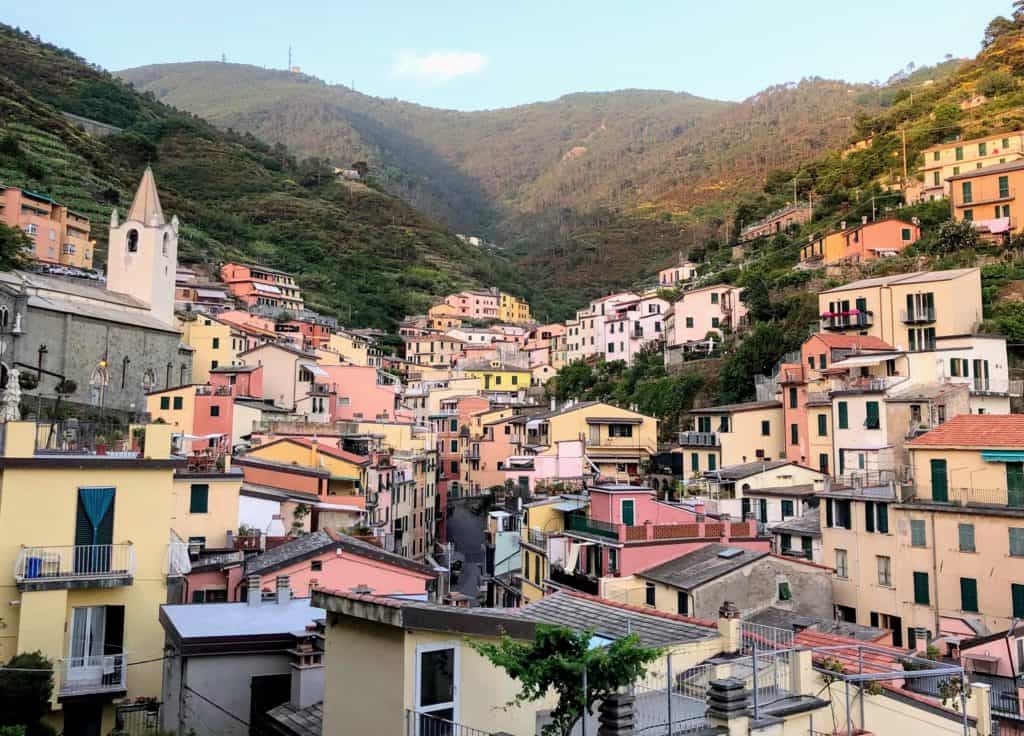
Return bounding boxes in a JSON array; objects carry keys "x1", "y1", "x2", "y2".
[
  {"x1": 930, "y1": 459, "x2": 948, "y2": 502},
  {"x1": 75, "y1": 487, "x2": 115, "y2": 574},
  {"x1": 1008, "y1": 463, "x2": 1024, "y2": 507},
  {"x1": 801, "y1": 536, "x2": 813, "y2": 560},
  {"x1": 68, "y1": 606, "x2": 106, "y2": 687},
  {"x1": 621, "y1": 499, "x2": 635, "y2": 526},
  {"x1": 415, "y1": 643, "x2": 459, "y2": 734},
  {"x1": 758, "y1": 499, "x2": 768, "y2": 524}
]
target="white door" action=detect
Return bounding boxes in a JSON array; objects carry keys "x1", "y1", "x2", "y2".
[
  {"x1": 68, "y1": 606, "x2": 105, "y2": 685},
  {"x1": 414, "y1": 642, "x2": 459, "y2": 735}
]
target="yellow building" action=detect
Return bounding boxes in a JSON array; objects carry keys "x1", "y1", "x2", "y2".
[
  {"x1": 817, "y1": 268, "x2": 982, "y2": 349},
  {"x1": 177, "y1": 314, "x2": 244, "y2": 383},
  {"x1": 426, "y1": 303, "x2": 464, "y2": 330},
  {"x1": 318, "y1": 330, "x2": 381, "y2": 367},
  {"x1": 0, "y1": 421, "x2": 183, "y2": 735},
  {"x1": 518, "y1": 496, "x2": 574, "y2": 604},
  {"x1": 462, "y1": 364, "x2": 531, "y2": 394},
  {"x1": 948, "y1": 159, "x2": 1024, "y2": 234},
  {"x1": 245, "y1": 436, "x2": 367, "y2": 495},
  {"x1": 170, "y1": 465, "x2": 244, "y2": 549},
  {"x1": 920, "y1": 130, "x2": 1024, "y2": 199},
  {"x1": 498, "y1": 292, "x2": 532, "y2": 324},
  {"x1": 680, "y1": 401, "x2": 785, "y2": 477}
]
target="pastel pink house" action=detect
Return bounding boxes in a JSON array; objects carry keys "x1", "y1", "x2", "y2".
[
  {"x1": 210, "y1": 364, "x2": 264, "y2": 397},
  {"x1": 319, "y1": 364, "x2": 403, "y2": 422}
]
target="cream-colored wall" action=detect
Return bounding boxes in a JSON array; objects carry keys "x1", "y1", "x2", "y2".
[
  {"x1": 712, "y1": 406, "x2": 785, "y2": 466},
  {"x1": 911, "y1": 447, "x2": 1005, "y2": 499},
  {"x1": 807, "y1": 405, "x2": 833, "y2": 473},
  {"x1": 545, "y1": 404, "x2": 657, "y2": 458},
  {"x1": 247, "y1": 440, "x2": 364, "y2": 482},
  {"x1": 247, "y1": 346, "x2": 301, "y2": 408},
  {"x1": 179, "y1": 317, "x2": 239, "y2": 383},
  {"x1": 231, "y1": 402, "x2": 262, "y2": 446},
  {"x1": 323, "y1": 614, "x2": 406, "y2": 736},
  {"x1": 171, "y1": 475, "x2": 242, "y2": 548}
]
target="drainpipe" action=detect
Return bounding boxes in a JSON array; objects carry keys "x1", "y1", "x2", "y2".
[{"x1": 931, "y1": 510, "x2": 941, "y2": 638}]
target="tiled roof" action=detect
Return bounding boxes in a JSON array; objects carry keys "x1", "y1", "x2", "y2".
[
  {"x1": 253, "y1": 437, "x2": 369, "y2": 466},
  {"x1": 634, "y1": 543, "x2": 766, "y2": 591},
  {"x1": 709, "y1": 459, "x2": 793, "y2": 480},
  {"x1": 771, "y1": 507, "x2": 820, "y2": 537},
  {"x1": 690, "y1": 400, "x2": 781, "y2": 415},
  {"x1": 907, "y1": 414, "x2": 1024, "y2": 448},
  {"x1": 245, "y1": 529, "x2": 435, "y2": 578},
  {"x1": 264, "y1": 702, "x2": 322, "y2": 736},
  {"x1": 812, "y1": 334, "x2": 894, "y2": 350}
]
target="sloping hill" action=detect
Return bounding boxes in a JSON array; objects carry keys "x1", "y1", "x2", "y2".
[{"x1": 0, "y1": 25, "x2": 523, "y2": 328}]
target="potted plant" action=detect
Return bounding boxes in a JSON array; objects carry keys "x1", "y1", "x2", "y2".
[{"x1": 54, "y1": 379, "x2": 77, "y2": 395}]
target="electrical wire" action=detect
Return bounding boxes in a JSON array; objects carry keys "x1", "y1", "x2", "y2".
[{"x1": 184, "y1": 684, "x2": 250, "y2": 726}]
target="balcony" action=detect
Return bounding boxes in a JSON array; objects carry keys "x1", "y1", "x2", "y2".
[
  {"x1": 14, "y1": 544, "x2": 135, "y2": 591},
  {"x1": 678, "y1": 431, "x2": 720, "y2": 447},
  {"x1": 901, "y1": 307, "x2": 936, "y2": 324},
  {"x1": 60, "y1": 652, "x2": 127, "y2": 699},
  {"x1": 820, "y1": 311, "x2": 874, "y2": 331},
  {"x1": 968, "y1": 378, "x2": 1024, "y2": 396},
  {"x1": 565, "y1": 513, "x2": 620, "y2": 540},
  {"x1": 925, "y1": 486, "x2": 1024, "y2": 509},
  {"x1": 548, "y1": 564, "x2": 600, "y2": 595},
  {"x1": 523, "y1": 527, "x2": 549, "y2": 549}
]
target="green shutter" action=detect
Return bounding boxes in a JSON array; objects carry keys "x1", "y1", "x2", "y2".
[
  {"x1": 865, "y1": 401, "x2": 880, "y2": 430},
  {"x1": 789, "y1": 387, "x2": 798, "y2": 409},
  {"x1": 160, "y1": 396, "x2": 170, "y2": 410},
  {"x1": 930, "y1": 459, "x2": 948, "y2": 502},
  {"x1": 817, "y1": 414, "x2": 828, "y2": 437},
  {"x1": 826, "y1": 500, "x2": 834, "y2": 528},
  {"x1": 914, "y1": 572, "x2": 930, "y2": 605},
  {"x1": 877, "y1": 504, "x2": 889, "y2": 534},
  {"x1": 708, "y1": 454, "x2": 716, "y2": 471},
  {"x1": 741, "y1": 498, "x2": 751, "y2": 518},
  {"x1": 173, "y1": 396, "x2": 183, "y2": 410},
  {"x1": 864, "y1": 501, "x2": 875, "y2": 533},
  {"x1": 190, "y1": 484, "x2": 209, "y2": 514},
  {"x1": 691, "y1": 453, "x2": 699, "y2": 472},
  {"x1": 781, "y1": 500, "x2": 794, "y2": 518},
  {"x1": 1014, "y1": 584, "x2": 1024, "y2": 619},
  {"x1": 1011, "y1": 528, "x2": 1024, "y2": 557},
  {"x1": 621, "y1": 499, "x2": 635, "y2": 526},
  {"x1": 801, "y1": 536, "x2": 812, "y2": 558},
  {"x1": 1008, "y1": 463, "x2": 1024, "y2": 507},
  {"x1": 780, "y1": 533, "x2": 792, "y2": 550},
  {"x1": 960, "y1": 578, "x2": 979, "y2": 613},
  {"x1": 838, "y1": 402, "x2": 848, "y2": 429},
  {"x1": 910, "y1": 520, "x2": 926, "y2": 547},
  {"x1": 958, "y1": 523, "x2": 975, "y2": 552},
  {"x1": 759, "y1": 499, "x2": 768, "y2": 523},
  {"x1": 790, "y1": 423, "x2": 799, "y2": 445}
]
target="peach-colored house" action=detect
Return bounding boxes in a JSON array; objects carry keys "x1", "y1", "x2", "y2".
[
  {"x1": 214, "y1": 309, "x2": 282, "y2": 349},
  {"x1": 146, "y1": 384, "x2": 234, "y2": 457},
  {"x1": 220, "y1": 262, "x2": 304, "y2": 312},
  {"x1": 403, "y1": 334, "x2": 465, "y2": 367},
  {"x1": 210, "y1": 364, "x2": 264, "y2": 398},
  {"x1": 658, "y1": 260, "x2": 698, "y2": 287},
  {"x1": 188, "y1": 528, "x2": 435, "y2": 602},
  {"x1": 443, "y1": 289, "x2": 500, "y2": 320},
  {"x1": 801, "y1": 218, "x2": 920, "y2": 265},
  {"x1": 668, "y1": 284, "x2": 747, "y2": 346},
  {"x1": 0, "y1": 184, "x2": 93, "y2": 268},
  {"x1": 314, "y1": 364, "x2": 404, "y2": 423}
]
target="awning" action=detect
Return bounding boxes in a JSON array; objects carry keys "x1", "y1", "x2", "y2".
[
  {"x1": 183, "y1": 432, "x2": 226, "y2": 441},
  {"x1": 300, "y1": 362, "x2": 328, "y2": 377},
  {"x1": 982, "y1": 450, "x2": 1024, "y2": 462},
  {"x1": 829, "y1": 354, "x2": 899, "y2": 370},
  {"x1": 552, "y1": 500, "x2": 587, "y2": 512},
  {"x1": 963, "y1": 652, "x2": 1000, "y2": 663},
  {"x1": 252, "y1": 282, "x2": 282, "y2": 294},
  {"x1": 195, "y1": 288, "x2": 227, "y2": 299},
  {"x1": 585, "y1": 417, "x2": 643, "y2": 425}
]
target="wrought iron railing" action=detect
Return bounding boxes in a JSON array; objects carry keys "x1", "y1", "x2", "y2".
[
  {"x1": 115, "y1": 702, "x2": 162, "y2": 734},
  {"x1": 565, "y1": 513, "x2": 620, "y2": 539},
  {"x1": 15, "y1": 544, "x2": 135, "y2": 583},
  {"x1": 60, "y1": 652, "x2": 127, "y2": 695},
  {"x1": 677, "y1": 431, "x2": 720, "y2": 447},
  {"x1": 900, "y1": 307, "x2": 936, "y2": 324},
  {"x1": 404, "y1": 709, "x2": 494, "y2": 736},
  {"x1": 525, "y1": 527, "x2": 549, "y2": 548}
]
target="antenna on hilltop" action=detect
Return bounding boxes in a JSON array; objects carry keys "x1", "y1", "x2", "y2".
[{"x1": 288, "y1": 45, "x2": 292, "y2": 70}]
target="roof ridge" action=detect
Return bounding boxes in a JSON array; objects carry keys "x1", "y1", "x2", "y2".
[{"x1": 562, "y1": 590, "x2": 717, "y2": 629}]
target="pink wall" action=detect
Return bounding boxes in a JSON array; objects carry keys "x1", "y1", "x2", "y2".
[
  {"x1": 502, "y1": 441, "x2": 585, "y2": 491},
  {"x1": 193, "y1": 394, "x2": 234, "y2": 438},
  {"x1": 589, "y1": 489, "x2": 698, "y2": 526},
  {"x1": 846, "y1": 219, "x2": 920, "y2": 262},
  {"x1": 211, "y1": 366, "x2": 264, "y2": 398},
  {"x1": 321, "y1": 365, "x2": 400, "y2": 422},
  {"x1": 239, "y1": 460, "x2": 326, "y2": 497}
]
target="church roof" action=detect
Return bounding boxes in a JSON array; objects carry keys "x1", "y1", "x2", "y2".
[{"x1": 126, "y1": 166, "x2": 165, "y2": 225}]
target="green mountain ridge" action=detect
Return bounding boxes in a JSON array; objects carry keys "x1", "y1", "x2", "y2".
[{"x1": 0, "y1": 24, "x2": 525, "y2": 329}]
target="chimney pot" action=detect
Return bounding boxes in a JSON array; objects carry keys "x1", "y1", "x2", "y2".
[
  {"x1": 862, "y1": 215, "x2": 868, "y2": 225},
  {"x1": 276, "y1": 575, "x2": 291, "y2": 605},
  {"x1": 840, "y1": 220, "x2": 846, "y2": 230},
  {"x1": 246, "y1": 574, "x2": 261, "y2": 607}
]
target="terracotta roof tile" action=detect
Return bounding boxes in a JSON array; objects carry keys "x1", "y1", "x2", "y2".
[
  {"x1": 812, "y1": 334, "x2": 894, "y2": 350},
  {"x1": 908, "y1": 414, "x2": 1024, "y2": 448}
]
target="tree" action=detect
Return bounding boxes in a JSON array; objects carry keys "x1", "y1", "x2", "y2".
[
  {"x1": 0, "y1": 651, "x2": 53, "y2": 735},
  {"x1": 983, "y1": 16, "x2": 1015, "y2": 48},
  {"x1": 930, "y1": 219, "x2": 979, "y2": 255},
  {"x1": 472, "y1": 625, "x2": 662, "y2": 736},
  {"x1": 718, "y1": 322, "x2": 802, "y2": 404},
  {"x1": 0, "y1": 224, "x2": 32, "y2": 272}
]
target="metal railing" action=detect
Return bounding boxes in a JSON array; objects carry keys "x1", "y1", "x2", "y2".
[
  {"x1": 405, "y1": 709, "x2": 494, "y2": 736},
  {"x1": 900, "y1": 307, "x2": 936, "y2": 324},
  {"x1": 742, "y1": 621, "x2": 794, "y2": 653},
  {"x1": 677, "y1": 431, "x2": 720, "y2": 447},
  {"x1": 60, "y1": 652, "x2": 127, "y2": 695},
  {"x1": 14, "y1": 544, "x2": 135, "y2": 583},
  {"x1": 821, "y1": 311, "x2": 874, "y2": 330},
  {"x1": 565, "y1": 513, "x2": 620, "y2": 539},
  {"x1": 935, "y1": 486, "x2": 1024, "y2": 508},
  {"x1": 34, "y1": 420, "x2": 140, "y2": 457},
  {"x1": 115, "y1": 702, "x2": 162, "y2": 735},
  {"x1": 524, "y1": 527, "x2": 549, "y2": 548}
]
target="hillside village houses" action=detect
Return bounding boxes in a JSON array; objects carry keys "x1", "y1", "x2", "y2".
[{"x1": 6, "y1": 143, "x2": 1024, "y2": 736}]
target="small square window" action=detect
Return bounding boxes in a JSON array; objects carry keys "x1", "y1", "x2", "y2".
[{"x1": 311, "y1": 560, "x2": 323, "y2": 572}]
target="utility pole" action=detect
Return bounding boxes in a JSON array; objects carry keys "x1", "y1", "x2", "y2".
[{"x1": 901, "y1": 127, "x2": 909, "y2": 184}]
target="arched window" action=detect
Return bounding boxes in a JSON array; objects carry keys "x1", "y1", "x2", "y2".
[
  {"x1": 121, "y1": 356, "x2": 131, "y2": 389},
  {"x1": 165, "y1": 362, "x2": 172, "y2": 388},
  {"x1": 127, "y1": 229, "x2": 139, "y2": 253},
  {"x1": 179, "y1": 364, "x2": 187, "y2": 385},
  {"x1": 162, "y1": 232, "x2": 169, "y2": 256},
  {"x1": 0, "y1": 306, "x2": 9, "y2": 331}
]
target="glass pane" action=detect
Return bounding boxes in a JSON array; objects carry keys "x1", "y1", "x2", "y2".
[{"x1": 419, "y1": 648, "x2": 455, "y2": 707}]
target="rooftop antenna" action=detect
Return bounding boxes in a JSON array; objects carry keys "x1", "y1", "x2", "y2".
[{"x1": 288, "y1": 45, "x2": 292, "y2": 70}]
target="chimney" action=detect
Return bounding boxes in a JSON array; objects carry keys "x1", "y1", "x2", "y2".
[
  {"x1": 246, "y1": 574, "x2": 261, "y2": 607},
  {"x1": 812, "y1": 478, "x2": 825, "y2": 493},
  {"x1": 289, "y1": 632, "x2": 325, "y2": 710},
  {"x1": 862, "y1": 215, "x2": 868, "y2": 225},
  {"x1": 350, "y1": 584, "x2": 374, "y2": 595},
  {"x1": 550, "y1": 396, "x2": 556, "y2": 411},
  {"x1": 840, "y1": 220, "x2": 846, "y2": 231},
  {"x1": 717, "y1": 601, "x2": 742, "y2": 654},
  {"x1": 705, "y1": 678, "x2": 750, "y2": 736},
  {"x1": 276, "y1": 575, "x2": 291, "y2": 605}
]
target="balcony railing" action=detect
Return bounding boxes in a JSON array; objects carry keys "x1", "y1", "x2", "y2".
[
  {"x1": 901, "y1": 307, "x2": 936, "y2": 324},
  {"x1": 405, "y1": 709, "x2": 494, "y2": 736},
  {"x1": 524, "y1": 527, "x2": 549, "y2": 548},
  {"x1": 678, "y1": 431, "x2": 720, "y2": 447},
  {"x1": 60, "y1": 652, "x2": 127, "y2": 697},
  {"x1": 820, "y1": 311, "x2": 874, "y2": 331},
  {"x1": 14, "y1": 544, "x2": 135, "y2": 587},
  {"x1": 926, "y1": 487, "x2": 1024, "y2": 508},
  {"x1": 548, "y1": 565, "x2": 601, "y2": 595},
  {"x1": 969, "y1": 378, "x2": 1024, "y2": 396},
  {"x1": 565, "y1": 513, "x2": 620, "y2": 539}
]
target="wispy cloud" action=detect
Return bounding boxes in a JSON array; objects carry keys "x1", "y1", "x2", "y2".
[{"x1": 392, "y1": 50, "x2": 487, "y2": 83}]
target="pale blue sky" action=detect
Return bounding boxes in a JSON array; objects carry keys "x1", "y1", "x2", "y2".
[{"x1": 4, "y1": 1, "x2": 1013, "y2": 110}]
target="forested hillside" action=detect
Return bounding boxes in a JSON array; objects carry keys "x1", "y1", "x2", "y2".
[{"x1": 0, "y1": 24, "x2": 525, "y2": 328}]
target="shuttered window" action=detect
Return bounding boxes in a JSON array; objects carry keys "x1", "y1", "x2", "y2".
[
  {"x1": 1011, "y1": 528, "x2": 1024, "y2": 557},
  {"x1": 960, "y1": 578, "x2": 979, "y2": 613},
  {"x1": 838, "y1": 402, "x2": 848, "y2": 429},
  {"x1": 910, "y1": 520, "x2": 926, "y2": 547},
  {"x1": 817, "y1": 414, "x2": 828, "y2": 436},
  {"x1": 864, "y1": 501, "x2": 875, "y2": 533},
  {"x1": 876, "y1": 504, "x2": 888, "y2": 533},
  {"x1": 865, "y1": 401, "x2": 880, "y2": 430},
  {"x1": 958, "y1": 523, "x2": 975, "y2": 553},
  {"x1": 1014, "y1": 584, "x2": 1024, "y2": 619},
  {"x1": 914, "y1": 572, "x2": 930, "y2": 605},
  {"x1": 189, "y1": 484, "x2": 209, "y2": 514},
  {"x1": 781, "y1": 500, "x2": 794, "y2": 518}
]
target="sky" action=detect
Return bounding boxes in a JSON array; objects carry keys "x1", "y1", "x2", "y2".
[{"x1": 4, "y1": 0, "x2": 1013, "y2": 111}]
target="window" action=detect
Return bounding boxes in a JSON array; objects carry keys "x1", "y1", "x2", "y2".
[
  {"x1": 1011, "y1": 528, "x2": 1024, "y2": 557},
  {"x1": 778, "y1": 581, "x2": 792, "y2": 601},
  {"x1": 208, "y1": 404, "x2": 221, "y2": 418},
  {"x1": 1015, "y1": 584, "x2": 1024, "y2": 619},
  {"x1": 808, "y1": 356, "x2": 815, "y2": 370},
  {"x1": 192, "y1": 588, "x2": 227, "y2": 603},
  {"x1": 933, "y1": 151, "x2": 940, "y2": 161},
  {"x1": 160, "y1": 396, "x2": 170, "y2": 410},
  {"x1": 790, "y1": 423, "x2": 798, "y2": 445},
  {"x1": 962, "y1": 181, "x2": 973, "y2": 203},
  {"x1": 172, "y1": 396, "x2": 183, "y2": 410},
  {"x1": 711, "y1": 317, "x2": 720, "y2": 328},
  {"x1": 789, "y1": 387, "x2": 798, "y2": 409},
  {"x1": 838, "y1": 402, "x2": 849, "y2": 429},
  {"x1": 608, "y1": 424, "x2": 634, "y2": 438},
  {"x1": 910, "y1": 520, "x2": 927, "y2": 547},
  {"x1": 953, "y1": 166, "x2": 961, "y2": 175},
  {"x1": 820, "y1": 353, "x2": 827, "y2": 370},
  {"x1": 961, "y1": 578, "x2": 979, "y2": 612},
  {"x1": 416, "y1": 644, "x2": 457, "y2": 724},
  {"x1": 761, "y1": 420, "x2": 770, "y2": 436},
  {"x1": 685, "y1": 317, "x2": 694, "y2": 328},
  {"x1": 691, "y1": 453, "x2": 699, "y2": 473},
  {"x1": 964, "y1": 209, "x2": 974, "y2": 221},
  {"x1": 835, "y1": 549, "x2": 848, "y2": 578},
  {"x1": 710, "y1": 293, "x2": 719, "y2": 304},
  {"x1": 930, "y1": 459, "x2": 948, "y2": 502},
  {"x1": 450, "y1": 440, "x2": 458, "y2": 452},
  {"x1": 707, "y1": 454, "x2": 717, "y2": 471},
  {"x1": 1000, "y1": 175, "x2": 1011, "y2": 199},
  {"x1": 677, "y1": 591, "x2": 688, "y2": 616},
  {"x1": 979, "y1": 142, "x2": 988, "y2": 156},
  {"x1": 781, "y1": 499, "x2": 794, "y2": 518},
  {"x1": 1004, "y1": 138, "x2": 1011, "y2": 149},
  {"x1": 645, "y1": 582, "x2": 656, "y2": 607},
  {"x1": 126, "y1": 229, "x2": 139, "y2": 252},
  {"x1": 189, "y1": 484, "x2": 209, "y2": 514},
  {"x1": 311, "y1": 560, "x2": 323, "y2": 572},
  {"x1": 955, "y1": 145, "x2": 964, "y2": 161},
  {"x1": 450, "y1": 461, "x2": 458, "y2": 474},
  {"x1": 877, "y1": 556, "x2": 892, "y2": 587},
  {"x1": 826, "y1": 499, "x2": 852, "y2": 529},
  {"x1": 865, "y1": 401, "x2": 880, "y2": 430},
  {"x1": 901, "y1": 228, "x2": 912, "y2": 241},
  {"x1": 817, "y1": 414, "x2": 828, "y2": 437},
  {"x1": 210, "y1": 360, "x2": 219, "y2": 370},
  {"x1": 914, "y1": 572, "x2": 930, "y2": 605},
  {"x1": 534, "y1": 555, "x2": 541, "y2": 584},
  {"x1": 212, "y1": 337, "x2": 220, "y2": 349},
  {"x1": 933, "y1": 171, "x2": 940, "y2": 186},
  {"x1": 958, "y1": 523, "x2": 976, "y2": 553},
  {"x1": 818, "y1": 453, "x2": 829, "y2": 473}
]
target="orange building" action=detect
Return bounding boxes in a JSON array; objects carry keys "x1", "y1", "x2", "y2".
[
  {"x1": 801, "y1": 218, "x2": 920, "y2": 265},
  {"x1": 220, "y1": 262, "x2": 304, "y2": 312},
  {"x1": 948, "y1": 159, "x2": 1024, "y2": 237},
  {"x1": 0, "y1": 185, "x2": 94, "y2": 269}
]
